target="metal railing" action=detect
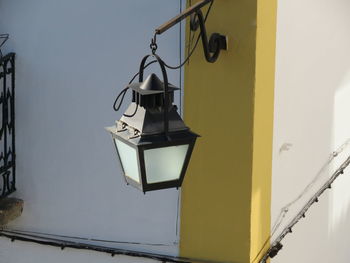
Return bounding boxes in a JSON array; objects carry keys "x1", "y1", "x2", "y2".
[{"x1": 0, "y1": 52, "x2": 16, "y2": 198}]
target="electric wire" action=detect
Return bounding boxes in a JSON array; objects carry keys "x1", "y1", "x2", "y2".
[
  {"x1": 162, "y1": 0, "x2": 213, "y2": 70},
  {"x1": 270, "y1": 139, "x2": 350, "y2": 237},
  {"x1": 175, "y1": 0, "x2": 184, "y2": 241},
  {"x1": 163, "y1": 33, "x2": 201, "y2": 70},
  {"x1": 112, "y1": 0, "x2": 188, "y2": 247},
  {"x1": 250, "y1": 139, "x2": 350, "y2": 263},
  {"x1": 272, "y1": 139, "x2": 350, "y2": 232},
  {"x1": 250, "y1": 138, "x2": 350, "y2": 263},
  {"x1": 112, "y1": 60, "x2": 157, "y2": 112},
  {"x1": 4, "y1": 3, "x2": 343, "y2": 262},
  {"x1": 186, "y1": 0, "x2": 194, "y2": 66},
  {"x1": 0, "y1": 228, "x2": 175, "y2": 247},
  {"x1": 253, "y1": 139, "x2": 350, "y2": 263},
  {"x1": 179, "y1": 0, "x2": 183, "y2": 117},
  {"x1": 111, "y1": 0, "x2": 212, "y2": 252},
  {"x1": 175, "y1": 191, "x2": 181, "y2": 242},
  {"x1": 0, "y1": 229, "x2": 236, "y2": 263},
  {"x1": 113, "y1": 1, "x2": 212, "y2": 115},
  {"x1": 113, "y1": 0, "x2": 213, "y2": 113},
  {"x1": 185, "y1": 0, "x2": 199, "y2": 65},
  {"x1": 0, "y1": 230, "x2": 187, "y2": 263},
  {"x1": 259, "y1": 152, "x2": 350, "y2": 263}
]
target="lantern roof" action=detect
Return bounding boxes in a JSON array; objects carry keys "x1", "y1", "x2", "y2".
[{"x1": 127, "y1": 73, "x2": 179, "y2": 95}]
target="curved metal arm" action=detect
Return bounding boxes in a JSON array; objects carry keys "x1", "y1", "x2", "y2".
[
  {"x1": 155, "y1": 0, "x2": 227, "y2": 63},
  {"x1": 190, "y1": 9, "x2": 226, "y2": 63}
]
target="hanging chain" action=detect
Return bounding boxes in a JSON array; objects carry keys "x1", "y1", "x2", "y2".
[{"x1": 150, "y1": 34, "x2": 158, "y2": 55}]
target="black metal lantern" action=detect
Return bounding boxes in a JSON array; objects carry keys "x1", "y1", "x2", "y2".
[{"x1": 107, "y1": 55, "x2": 199, "y2": 192}]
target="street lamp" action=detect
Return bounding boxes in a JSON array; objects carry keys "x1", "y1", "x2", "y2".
[
  {"x1": 106, "y1": 55, "x2": 199, "y2": 192},
  {"x1": 107, "y1": 0, "x2": 226, "y2": 192}
]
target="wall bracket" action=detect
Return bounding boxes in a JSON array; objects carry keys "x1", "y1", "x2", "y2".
[{"x1": 155, "y1": 0, "x2": 227, "y2": 63}]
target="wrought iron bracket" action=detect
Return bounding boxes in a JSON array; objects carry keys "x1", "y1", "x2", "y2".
[
  {"x1": 189, "y1": 9, "x2": 227, "y2": 63},
  {"x1": 155, "y1": 0, "x2": 227, "y2": 63}
]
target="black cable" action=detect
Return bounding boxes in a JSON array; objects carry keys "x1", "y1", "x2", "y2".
[
  {"x1": 113, "y1": 1, "x2": 214, "y2": 112},
  {"x1": 186, "y1": 0, "x2": 193, "y2": 66},
  {"x1": 113, "y1": 87, "x2": 129, "y2": 112},
  {"x1": 179, "y1": 0, "x2": 183, "y2": 117},
  {"x1": 163, "y1": 34, "x2": 201, "y2": 70},
  {"x1": 112, "y1": 32, "x2": 197, "y2": 113},
  {"x1": 163, "y1": 0, "x2": 214, "y2": 70},
  {"x1": 112, "y1": 0, "x2": 214, "y2": 123},
  {"x1": 2, "y1": 228, "x2": 173, "y2": 247},
  {"x1": 0, "y1": 230, "x2": 188, "y2": 263},
  {"x1": 123, "y1": 103, "x2": 138, "y2": 118},
  {"x1": 112, "y1": 60, "x2": 157, "y2": 112},
  {"x1": 175, "y1": 0, "x2": 184, "y2": 241},
  {"x1": 253, "y1": 145, "x2": 350, "y2": 263},
  {"x1": 128, "y1": 60, "x2": 158, "y2": 85},
  {"x1": 0, "y1": 229, "x2": 234, "y2": 263},
  {"x1": 250, "y1": 236, "x2": 271, "y2": 263}
]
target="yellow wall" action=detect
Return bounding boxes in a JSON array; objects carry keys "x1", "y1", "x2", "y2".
[
  {"x1": 250, "y1": 0, "x2": 277, "y2": 261},
  {"x1": 180, "y1": 0, "x2": 277, "y2": 262}
]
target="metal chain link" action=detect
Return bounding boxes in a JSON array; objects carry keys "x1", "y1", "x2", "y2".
[{"x1": 150, "y1": 34, "x2": 158, "y2": 55}]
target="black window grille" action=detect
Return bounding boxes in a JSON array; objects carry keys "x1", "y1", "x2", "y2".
[{"x1": 0, "y1": 52, "x2": 16, "y2": 198}]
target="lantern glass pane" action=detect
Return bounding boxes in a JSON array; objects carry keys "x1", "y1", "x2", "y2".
[
  {"x1": 115, "y1": 139, "x2": 140, "y2": 183},
  {"x1": 144, "y1": 144, "x2": 189, "y2": 184}
]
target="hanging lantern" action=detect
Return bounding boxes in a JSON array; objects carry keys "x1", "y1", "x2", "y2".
[{"x1": 106, "y1": 55, "x2": 199, "y2": 193}]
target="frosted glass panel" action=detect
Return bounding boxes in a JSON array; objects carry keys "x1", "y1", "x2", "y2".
[
  {"x1": 144, "y1": 144, "x2": 189, "y2": 184},
  {"x1": 115, "y1": 139, "x2": 140, "y2": 183}
]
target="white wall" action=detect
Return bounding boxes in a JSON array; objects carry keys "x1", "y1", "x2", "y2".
[
  {"x1": 272, "y1": 0, "x2": 350, "y2": 262},
  {"x1": 0, "y1": 0, "x2": 185, "y2": 262}
]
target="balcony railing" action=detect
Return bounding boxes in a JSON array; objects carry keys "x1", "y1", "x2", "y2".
[{"x1": 0, "y1": 52, "x2": 16, "y2": 198}]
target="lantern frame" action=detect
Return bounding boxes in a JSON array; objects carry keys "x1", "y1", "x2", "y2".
[
  {"x1": 107, "y1": 54, "x2": 199, "y2": 193},
  {"x1": 110, "y1": 128, "x2": 198, "y2": 192}
]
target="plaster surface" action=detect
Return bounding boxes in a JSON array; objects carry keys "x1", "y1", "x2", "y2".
[
  {"x1": 0, "y1": 0, "x2": 185, "y2": 260},
  {"x1": 272, "y1": 0, "x2": 350, "y2": 262}
]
